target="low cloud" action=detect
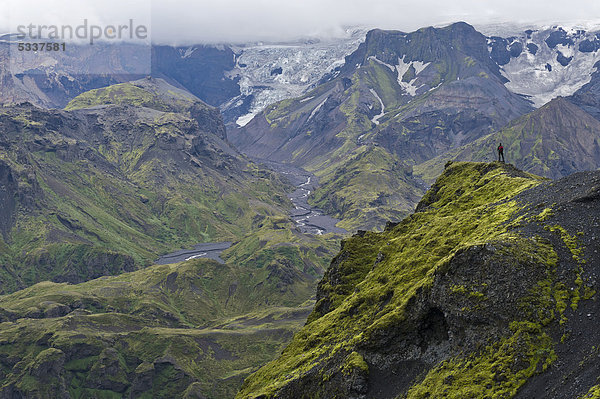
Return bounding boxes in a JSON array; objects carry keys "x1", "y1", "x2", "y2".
[{"x1": 2, "y1": 0, "x2": 600, "y2": 45}]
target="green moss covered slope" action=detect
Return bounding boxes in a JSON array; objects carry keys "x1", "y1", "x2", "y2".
[
  {"x1": 0, "y1": 257, "x2": 308, "y2": 398},
  {"x1": 237, "y1": 162, "x2": 600, "y2": 398}
]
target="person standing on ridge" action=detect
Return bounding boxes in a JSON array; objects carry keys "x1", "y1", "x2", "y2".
[{"x1": 497, "y1": 143, "x2": 505, "y2": 163}]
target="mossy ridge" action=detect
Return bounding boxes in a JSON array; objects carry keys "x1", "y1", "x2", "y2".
[
  {"x1": 406, "y1": 235, "x2": 564, "y2": 397},
  {"x1": 581, "y1": 384, "x2": 600, "y2": 398},
  {"x1": 0, "y1": 248, "x2": 333, "y2": 326},
  {"x1": 64, "y1": 79, "x2": 203, "y2": 114},
  {"x1": 236, "y1": 162, "x2": 550, "y2": 398},
  {"x1": 544, "y1": 224, "x2": 590, "y2": 311}
]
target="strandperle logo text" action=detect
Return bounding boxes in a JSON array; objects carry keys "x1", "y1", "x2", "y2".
[{"x1": 16, "y1": 19, "x2": 149, "y2": 45}]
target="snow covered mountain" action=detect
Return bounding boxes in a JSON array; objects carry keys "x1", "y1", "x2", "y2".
[{"x1": 224, "y1": 23, "x2": 600, "y2": 126}]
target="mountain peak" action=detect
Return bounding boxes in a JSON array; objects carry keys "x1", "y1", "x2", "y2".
[
  {"x1": 417, "y1": 97, "x2": 600, "y2": 182},
  {"x1": 442, "y1": 21, "x2": 478, "y2": 33},
  {"x1": 516, "y1": 96, "x2": 599, "y2": 131},
  {"x1": 65, "y1": 78, "x2": 226, "y2": 139},
  {"x1": 64, "y1": 77, "x2": 205, "y2": 112}
]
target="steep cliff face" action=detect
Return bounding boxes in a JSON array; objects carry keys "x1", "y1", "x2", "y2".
[
  {"x1": 151, "y1": 45, "x2": 241, "y2": 108},
  {"x1": 237, "y1": 162, "x2": 600, "y2": 399}
]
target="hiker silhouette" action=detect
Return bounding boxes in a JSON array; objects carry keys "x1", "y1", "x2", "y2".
[{"x1": 497, "y1": 143, "x2": 505, "y2": 163}]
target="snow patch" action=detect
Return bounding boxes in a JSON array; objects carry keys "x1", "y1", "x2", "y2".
[
  {"x1": 308, "y1": 98, "x2": 327, "y2": 121},
  {"x1": 412, "y1": 61, "x2": 430, "y2": 75},
  {"x1": 180, "y1": 47, "x2": 196, "y2": 59},
  {"x1": 236, "y1": 112, "x2": 258, "y2": 127},
  {"x1": 367, "y1": 56, "x2": 395, "y2": 71},
  {"x1": 395, "y1": 57, "x2": 431, "y2": 96},
  {"x1": 369, "y1": 88, "x2": 385, "y2": 125},
  {"x1": 557, "y1": 44, "x2": 574, "y2": 58}
]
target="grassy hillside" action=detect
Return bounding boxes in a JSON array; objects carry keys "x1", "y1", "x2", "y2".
[
  {"x1": 0, "y1": 208, "x2": 343, "y2": 397},
  {"x1": 309, "y1": 146, "x2": 425, "y2": 231},
  {"x1": 414, "y1": 97, "x2": 600, "y2": 183},
  {"x1": 0, "y1": 98, "x2": 295, "y2": 293},
  {"x1": 0, "y1": 79, "x2": 349, "y2": 398},
  {"x1": 0, "y1": 257, "x2": 313, "y2": 398}
]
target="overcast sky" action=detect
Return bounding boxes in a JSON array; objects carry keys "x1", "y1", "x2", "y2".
[{"x1": 2, "y1": 0, "x2": 600, "y2": 44}]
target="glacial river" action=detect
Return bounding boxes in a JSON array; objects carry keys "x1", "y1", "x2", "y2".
[{"x1": 155, "y1": 162, "x2": 346, "y2": 264}]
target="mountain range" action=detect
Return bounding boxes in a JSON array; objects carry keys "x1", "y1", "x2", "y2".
[{"x1": 0, "y1": 76, "x2": 344, "y2": 397}]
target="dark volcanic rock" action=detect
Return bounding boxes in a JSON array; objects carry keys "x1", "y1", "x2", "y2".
[
  {"x1": 527, "y1": 42, "x2": 539, "y2": 55},
  {"x1": 545, "y1": 28, "x2": 575, "y2": 48},
  {"x1": 570, "y1": 61, "x2": 600, "y2": 120},
  {"x1": 557, "y1": 51, "x2": 573, "y2": 67},
  {"x1": 579, "y1": 39, "x2": 600, "y2": 53},
  {"x1": 151, "y1": 45, "x2": 240, "y2": 107},
  {"x1": 509, "y1": 41, "x2": 523, "y2": 58},
  {"x1": 489, "y1": 36, "x2": 511, "y2": 66}
]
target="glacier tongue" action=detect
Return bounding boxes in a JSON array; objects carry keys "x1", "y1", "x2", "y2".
[
  {"x1": 482, "y1": 24, "x2": 600, "y2": 107},
  {"x1": 226, "y1": 28, "x2": 367, "y2": 126}
]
